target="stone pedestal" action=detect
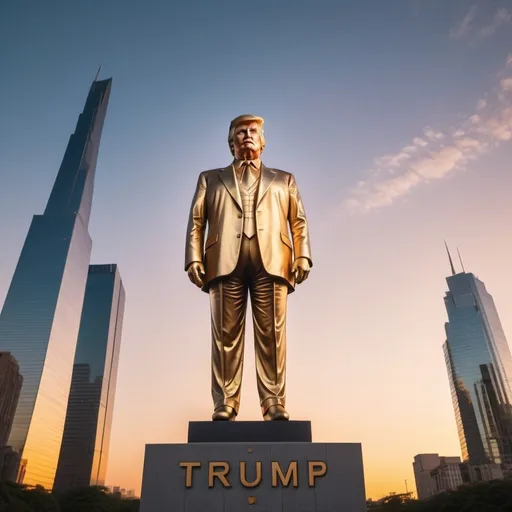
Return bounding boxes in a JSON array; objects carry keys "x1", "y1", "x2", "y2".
[
  {"x1": 140, "y1": 422, "x2": 366, "y2": 512},
  {"x1": 188, "y1": 420, "x2": 312, "y2": 443}
]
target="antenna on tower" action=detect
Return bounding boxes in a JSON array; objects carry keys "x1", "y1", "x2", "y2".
[
  {"x1": 457, "y1": 247, "x2": 466, "y2": 273},
  {"x1": 93, "y1": 65, "x2": 102, "y2": 82},
  {"x1": 444, "y1": 240, "x2": 456, "y2": 276}
]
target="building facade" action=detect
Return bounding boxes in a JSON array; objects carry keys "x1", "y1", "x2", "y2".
[
  {"x1": 430, "y1": 460, "x2": 464, "y2": 494},
  {"x1": 0, "y1": 353, "x2": 23, "y2": 482},
  {"x1": 0, "y1": 78, "x2": 112, "y2": 488},
  {"x1": 0, "y1": 353, "x2": 23, "y2": 449},
  {"x1": 459, "y1": 461, "x2": 503, "y2": 482},
  {"x1": 413, "y1": 454, "x2": 462, "y2": 500},
  {"x1": 54, "y1": 264, "x2": 125, "y2": 493},
  {"x1": 413, "y1": 453, "x2": 504, "y2": 500},
  {"x1": 443, "y1": 262, "x2": 512, "y2": 465}
]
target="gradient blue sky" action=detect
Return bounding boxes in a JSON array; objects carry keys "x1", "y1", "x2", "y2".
[{"x1": 1, "y1": 0, "x2": 512, "y2": 499}]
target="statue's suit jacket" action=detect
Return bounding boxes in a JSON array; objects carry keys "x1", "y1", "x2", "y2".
[{"x1": 185, "y1": 163, "x2": 312, "y2": 293}]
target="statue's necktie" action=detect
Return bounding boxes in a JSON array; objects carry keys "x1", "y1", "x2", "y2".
[{"x1": 241, "y1": 162, "x2": 256, "y2": 189}]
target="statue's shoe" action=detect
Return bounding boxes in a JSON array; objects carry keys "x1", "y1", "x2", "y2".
[
  {"x1": 212, "y1": 405, "x2": 236, "y2": 421},
  {"x1": 264, "y1": 404, "x2": 289, "y2": 421}
]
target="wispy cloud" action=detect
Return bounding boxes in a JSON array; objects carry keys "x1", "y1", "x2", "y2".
[
  {"x1": 501, "y1": 78, "x2": 512, "y2": 92},
  {"x1": 344, "y1": 55, "x2": 512, "y2": 215},
  {"x1": 449, "y1": 5, "x2": 511, "y2": 41},
  {"x1": 476, "y1": 98, "x2": 487, "y2": 110},
  {"x1": 450, "y1": 5, "x2": 477, "y2": 40},
  {"x1": 424, "y1": 127, "x2": 444, "y2": 140},
  {"x1": 479, "y1": 8, "x2": 511, "y2": 38},
  {"x1": 412, "y1": 137, "x2": 428, "y2": 147}
]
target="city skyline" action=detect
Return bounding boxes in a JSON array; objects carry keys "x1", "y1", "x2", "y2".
[
  {"x1": 1, "y1": 0, "x2": 512, "y2": 500},
  {"x1": 54, "y1": 264, "x2": 125, "y2": 493},
  {"x1": 0, "y1": 77, "x2": 112, "y2": 488}
]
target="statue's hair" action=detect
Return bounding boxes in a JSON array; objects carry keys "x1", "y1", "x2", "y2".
[{"x1": 228, "y1": 115, "x2": 265, "y2": 156}]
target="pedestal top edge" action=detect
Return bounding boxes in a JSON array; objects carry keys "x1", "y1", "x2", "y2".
[{"x1": 143, "y1": 441, "x2": 363, "y2": 447}]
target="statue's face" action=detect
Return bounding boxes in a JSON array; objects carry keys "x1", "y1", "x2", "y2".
[{"x1": 233, "y1": 121, "x2": 262, "y2": 159}]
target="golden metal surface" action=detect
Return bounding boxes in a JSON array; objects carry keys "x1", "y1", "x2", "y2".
[
  {"x1": 208, "y1": 462, "x2": 231, "y2": 488},
  {"x1": 185, "y1": 115, "x2": 312, "y2": 420},
  {"x1": 308, "y1": 461, "x2": 327, "y2": 487},
  {"x1": 240, "y1": 461, "x2": 262, "y2": 487},
  {"x1": 179, "y1": 462, "x2": 201, "y2": 488},
  {"x1": 178, "y1": 460, "x2": 328, "y2": 488},
  {"x1": 272, "y1": 461, "x2": 298, "y2": 487}
]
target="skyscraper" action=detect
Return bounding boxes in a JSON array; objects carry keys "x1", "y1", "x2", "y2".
[
  {"x1": 0, "y1": 353, "x2": 23, "y2": 449},
  {"x1": 54, "y1": 264, "x2": 125, "y2": 492},
  {"x1": 443, "y1": 247, "x2": 512, "y2": 465},
  {"x1": 0, "y1": 77, "x2": 112, "y2": 488},
  {"x1": 0, "y1": 352, "x2": 23, "y2": 482}
]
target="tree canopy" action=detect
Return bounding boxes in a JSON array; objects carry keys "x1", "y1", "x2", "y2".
[
  {"x1": 368, "y1": 480, "x2": 512, "y2": 511},
  {"x1": 1, "y1": 479, "x2": 512, "y2": 511},
  {"x1": 0, "y1": 484, "x2": 140, "y2": 512}
]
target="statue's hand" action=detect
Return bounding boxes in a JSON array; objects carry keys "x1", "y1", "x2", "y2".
[
  {"x1": 292, "y1": 257, "x2": 310, "y2": 284},
  {"x1": 187, "y1": 262, "x2": 205, "y2": 288}
]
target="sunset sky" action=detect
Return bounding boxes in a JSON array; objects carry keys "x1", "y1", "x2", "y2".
[{"x1": 1, "y1": 0, "x2": 512, "y2": 500}]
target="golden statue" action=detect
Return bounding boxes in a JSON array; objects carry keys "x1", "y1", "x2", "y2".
[{"x1": 184, "y1": 115, "x2": 312, "y2": 421}]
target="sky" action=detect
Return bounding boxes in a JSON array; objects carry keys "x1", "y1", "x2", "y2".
[{"x1": 1, "y1": 0, "x2": 512, "y2": 500}]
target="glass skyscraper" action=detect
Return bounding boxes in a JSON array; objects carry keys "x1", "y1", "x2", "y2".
[
  {"x1": 0, "y1": 77, "x2": 112, "y2": 488},
  {"x1": 54, "y1": 264, "x2": 125, "y2": 493},
  {"x1": 443, "y1": 251, "x2": 512, "y2": 465}
]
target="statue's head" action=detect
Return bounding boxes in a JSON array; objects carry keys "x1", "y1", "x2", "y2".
[{"x1": 228, "y1": 114, "x2": 266, "y2": 159}]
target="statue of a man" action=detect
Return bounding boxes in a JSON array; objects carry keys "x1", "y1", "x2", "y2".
[{"x1": 184, "y1": 114, "x2": 312, "y2": 421}]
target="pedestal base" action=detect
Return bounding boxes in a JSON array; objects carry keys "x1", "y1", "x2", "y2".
[
  {"x1": 140, "y1": 422, "x2": 366, "y2": 512},
  {"x1": 188, "y1": 420, "x2": 312, "y2": 443}
]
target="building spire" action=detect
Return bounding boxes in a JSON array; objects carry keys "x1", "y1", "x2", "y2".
[
  {"x1": 44, "y1": 76, "x2": 112, "y2": 227},
  {"x1": 457, "y1": 247, "x2": 466, "y2": 273},
  {"x1": 444, "y1": 240, "x2": 456, "y2": 276},
  {"x1": 94, "y1": 65, "x2": 102, "y2": 82}
]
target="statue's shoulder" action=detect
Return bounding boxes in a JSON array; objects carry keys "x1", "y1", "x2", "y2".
[
  {"x1": 202, "y1": 166, "x2": 225, "y2": 174},
  {"x1": 197, "y1": 167, "x2": 226, "y2": 181},
  {"x1": 268, "y1": 168, "x2": 292, "y2": 180}
]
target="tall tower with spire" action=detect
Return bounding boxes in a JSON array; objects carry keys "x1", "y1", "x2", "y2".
[
  {"x1": 442, "y1": 244, "x2": 512, "y2": 465},
  {"x1": 0, "y1": 77, "x2": 112, "y2": 488}
]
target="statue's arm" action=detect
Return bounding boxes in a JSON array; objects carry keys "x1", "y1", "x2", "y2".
[
  {"x1": 184, "y1": 172, "x2": 207, "y2": 271},
  {"x1": 287, "y1": 173, "x2": 313, "y2": 268}
]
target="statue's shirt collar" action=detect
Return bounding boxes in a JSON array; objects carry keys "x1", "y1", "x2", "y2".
[{"x1": 233, "y1": 158, "x2": 261, "y2": 170}]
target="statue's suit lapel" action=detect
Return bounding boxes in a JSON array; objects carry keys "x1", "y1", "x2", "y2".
[
  {"x1": 218, "y1": 165, "x2": 242, "y2": 211},
  {"x1": 219, "y1": 163, "x2": 276, "y2": 210},
  {"x1": 257, "y1": 164, "x2": 276, "y2": 206}
]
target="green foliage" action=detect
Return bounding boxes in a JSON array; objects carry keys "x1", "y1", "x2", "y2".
[
  {"x1": 370, "y1": 479, "x2": 512, "y2": 511},
  {"x1": 58, "y1": 486, "x2": 118, "y2": 512},
  {"x1": 2, "y1": 479, "x2": 512, "y2": 512},
  {"x1": 0, "y1": 483, "x2": 140, "y2": 512},
  {"x1": 0, "y1": 482, "x2": 36, "y2": 512},
  {"x1": 116, "y1": 498, "x2": 140, "y2": 512},
  {"x1": 423, "y1": 479, "x2": 512, "y2": 511},
  {"x1": 368, "y1": 492, "x2": 423, "y2": 511},
  {"x1": 379, "y1": 492, "x2": 415, "y2": 506},
  {"x1": 23, "y1": 486, "x2": 60, "y2": 512}
]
